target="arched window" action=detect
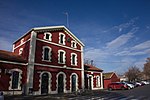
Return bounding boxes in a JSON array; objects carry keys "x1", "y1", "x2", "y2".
[
  {"x1": 44, "y1": 32, "x2": 52, "y2": 41},
  {"x1": 12, "y1": 71, "x2": 19, "y2": 89},
  {"x1": 58, "y1": 50, "x2": 66, "y2": 64},
  {"x1": 71, "y1": 41, "x2": 77, "y2": 48},
  {"x1": 96, "y1": 76, "x2": 100, "y2": 87},
  {"x1": 71, "y1": 53, "x2": 77, "y2": 66},
  {"x1": 19, "y1": 48, "x2": 23, "y2": 55},
  {"x1": 59, "y1": 33, "x2": 65, "y2": 45},
  {"x1": 9, "y1": 69, "x2": 22, "y2": 90},
  {"x1": 42, "y1": 46, "x2": 52, "y2": 61}
]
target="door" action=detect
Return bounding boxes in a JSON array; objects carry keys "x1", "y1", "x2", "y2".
[
  {"x1": 71, "y1": 75, "x2": 76, "y2": 92},
  {"x1": 41, "y1": 73, "x2": 49, "y2": 94},
  {"x1": 89, "y1": 76, "x2": 92, "y2": 90},
  {"x1": 58, "y1": 74, "x2": 64, "y2": 93}
]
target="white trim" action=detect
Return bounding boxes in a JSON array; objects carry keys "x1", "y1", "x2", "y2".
[
  {"x1": 39, "y1": 71, "x2": 52, "y2": 94},
  {"x1": 96, "y1": 75, "x2": 100, "y2": 87},
  {"x1": 71, "y1": 53, "x2": 77, "y2": 66},
  {"x1": 9, "y1": 69, "x2": 22, "y2": 90},
  {"x1": 59, "y1": 32, "x2": 66, "y2": 45},
  {"x1": 56, "y1": 72, "x2": 66, "y2": 93},
  {"x1": 100, "y1": 73, "x2": 103, "y2": 89},
  {"x1": 85, "y1": 70, "x2": 102, "y2": 73},
  {"x1": 26, "y1": 31, "x2": 37, "y2": 94},
  {"x1": 81, "y1": 46, "x2": 84, "y2": 89},
  {"x1": 71, "y1": 41, "x2": 77, "y2": 48},
  {"x1": 44, "y1": 32, "x2": 52, "y2": 41},
  {"x1": 21, "y1": 38, "x2": 24, "y2": 44},
  {"x1": 36, "y1": 38, "x2": 82, "y2": 52},
  {"x1": 70, "y1": 73, "x2": 78, "y2": 92},
  {"x1": 58, "y1": 50, "x2": 66, "y2": 64},
  {"x1": 34, "y1": 63, "x2": 82, "y2": 71},
  {"x1": 13, "y1": 39, "x2": 30, "y2": 50},
  {"x1": 19, "y1": 48, "x2": 23, "y2": 55},
  {"x1": 0, "y1": 60, "x2": 27, "y2": 65},
  {"x1": 42, "y1": 46, "x2": 52, "y2": 62},
  {"x1": 32, "y1": 26, "x2": 84, "y2": 46}
]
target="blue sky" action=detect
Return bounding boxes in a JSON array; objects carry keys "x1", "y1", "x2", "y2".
[{"x1": 0, "y1": 0, "x2": 150, "y2": 74}]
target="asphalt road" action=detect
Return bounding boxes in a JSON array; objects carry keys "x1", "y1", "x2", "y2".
[{"x1": 5, "y1": 84, "x2": 150, "y2": 100}]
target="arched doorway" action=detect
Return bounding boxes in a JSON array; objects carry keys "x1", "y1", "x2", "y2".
[
  {"x1": 71, "y1": 74, "x2": 76, "y2": 92},
  {"x1": 41, "y1": 73, "x2": 49, "y2": 94},
  {"x1": 58, "y1": 74, "x2": 64, "y2": 93}
]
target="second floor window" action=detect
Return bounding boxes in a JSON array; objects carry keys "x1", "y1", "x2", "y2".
[
  {"x1": 43, "y1": 46, "x2": 52, "y2": 61},
  {"x1": 58, "y1": 50, "x2": 66, "y2": 64},
  {"x1": 71, "y1": 53, "x2": 77, "y2": 66},
  {"x1": 59, "y1": 33, "x2": 65, "y2": 45},
  {"x1": 44, "y1": 32, "x2": 52, "y2": 41},
  {"x1": 71, "y1": 41, "x2": 77, "y2": 48}
]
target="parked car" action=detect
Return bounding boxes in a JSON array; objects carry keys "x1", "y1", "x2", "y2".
[
  {"x1": 134, "y1": 82, "x2": 142, "y2": 87},
  {"x1": 107, "y1": 82, "x2": 129, "y2": 91},
  {"x1": 141, "y1": 81, "x2": 150, "y2": 85},
  {"x1": 121, "y1": 82, "x2": 134, "y2": 89}
]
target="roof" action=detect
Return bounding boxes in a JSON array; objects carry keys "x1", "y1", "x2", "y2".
[
  {"x1": 13, "y1": 25, "x2": 85, "y2": 47},
  {"x1": 84, "y1": 64, "x2": 103, "y2": 72},
  {"x1": 0, "y1": 50, "x2": 27, "y2": 63},
  {"x1": 103, "y1": 72, "x2": 116, "y2": 79}
]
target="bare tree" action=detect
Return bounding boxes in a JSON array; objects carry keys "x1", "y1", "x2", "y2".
[
  {"x1": 125, "y1": 66, "x2": 141, "y2": 82},
  {"x1": 143, "y1": 58, "x2": 150, "y2": 80}
]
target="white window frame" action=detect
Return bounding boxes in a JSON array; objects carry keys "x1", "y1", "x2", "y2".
[
  {"x1": 42, "y1": 46, "x2": 52, "y2": 62},
  {"x1": 9, "y1": 69, "x2": 22, "y2": 90},
  {"x1": 44, "y1": 32, "x2": 52, "y2": 41},
  {"x1": 19, "y1": 48, "x2": 23, "y2": 55},
  {"x1": 59, "y1": 32, "x2": 66, "y2": 45},
  {"x1": 39, "y1": 71, "x2": 52, "y2": 94},
  {"x1": 70, "y1": 73, "x2": 78, "y2": 92},
  {"x1": 71, "y1": 41, "x2": 77, "y2": 48},
  {"x1": 96, "y1": 75, "x2": 100, "y2": 87},
  {"x1": 58, "y1": 50, "x2": 66, "y2": 64},
  {"x1": 71, "y1": 53, "x2": 77, "y2": 66}
]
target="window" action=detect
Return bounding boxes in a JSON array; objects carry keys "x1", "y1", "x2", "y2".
[
  {"x1": 96, "y1": 76, "x2": 100, "y2": 87},
  {"x1": 19, "y1": 48, "x2": 23, "y2": 55},
  {"x1": 21, "y1": 38, "x2": 24, "y2": 44},
  {"x1": 71, "y1": 53, "x2": 77, "y2": 66},
  {"x1": 12, "y1": 71, "x2": 19, "y2": 89},
  {"x1": 71, "y1": 41, "x2": 77, "y2": 48},
  {"x1": 42, "y1": 46, "x2": 52, "y2": 61},
  {"x1": 59, "y1": 33, "x2": 65, "y2": 45},
  {"x1": 44, "y1": 32, "x2": 52, "y2": 41},
  {"x1": 58, "y1": 50, "x2": 66, "y2": 64}
]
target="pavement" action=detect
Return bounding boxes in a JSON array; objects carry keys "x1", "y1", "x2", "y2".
[{"x1": 4, "y1": 90, "x2": 106, "y2": 100}]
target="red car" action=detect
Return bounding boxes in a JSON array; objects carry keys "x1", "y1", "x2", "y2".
[{"x1": 107, "y1": 82, "x2": 129, "y2": 90}]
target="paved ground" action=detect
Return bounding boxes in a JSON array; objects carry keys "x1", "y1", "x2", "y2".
[{"x1": 4, "y1": 84, "x2": 150, "y2": 100}]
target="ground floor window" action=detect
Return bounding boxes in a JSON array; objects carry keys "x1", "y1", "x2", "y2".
[{"x1": 12, "y1": 71, "x2": 19, "y2": 89}]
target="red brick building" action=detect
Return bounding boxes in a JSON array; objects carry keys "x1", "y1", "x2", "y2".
[
  {"x1": 0, "y1": 50, "x2": 27, "y2": 95},
  {"x1": 103, "y1": 72, "x2": 120, "y2": 89},
  {"x1": 84, "y1": 64, "x2": 103, "y2": 90},
  {"x1": 0, "y1": 26, "x2": 85, "y2": 95},
  {"x1": 0, "y1": 26, "x2": 104, "y2": 95}
]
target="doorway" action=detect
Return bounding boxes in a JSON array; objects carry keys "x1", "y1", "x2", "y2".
[
  {"x1": 58, "y1": 74, "x2": 64, "y2": 93},
  {"x1": 41, "y1": 73, "x2": 49, "y2": 94}
]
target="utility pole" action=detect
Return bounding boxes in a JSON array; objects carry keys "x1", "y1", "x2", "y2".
[{"x1": 63, "y1": 12, "x2": 69, "y2": 28}]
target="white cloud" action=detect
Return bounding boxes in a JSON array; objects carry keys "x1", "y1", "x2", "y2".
[
  {"x1": 103, "y1": 17, "x2": 138, "y2": 33},
  {"x1": 106, "y1": 27, "x2": 138, "y2": 49},
  {"x1": 131, "y1": 40, "x2": 150, "y2": 51}
]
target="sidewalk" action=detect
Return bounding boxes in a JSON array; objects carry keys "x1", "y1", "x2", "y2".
[{"x1": 4, "y1": 90, "x2": 108, "y2": 100}]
